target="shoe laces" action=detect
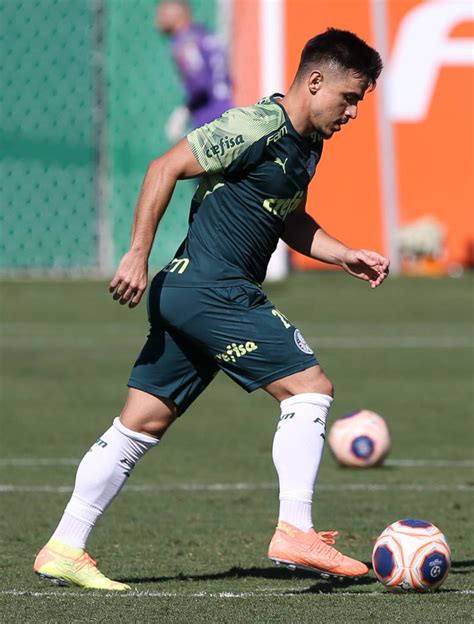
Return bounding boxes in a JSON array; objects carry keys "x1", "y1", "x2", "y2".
[
  {"x1": 73, "y1": 553, "x2": 102, "y2": 576},
  {"x1": 310, "y1": 531, "x2": 343, "y2": 563},
  {"x1": 317, "y1": 530, "x2": 338, "y2": 545}
]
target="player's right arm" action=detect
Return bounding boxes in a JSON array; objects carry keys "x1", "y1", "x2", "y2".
[
  {"x1": 109, "y1": 139, "x2": 204, "y2": 307},
  {"x1": 283, "y1": 198, "x2": 390, "y2": 288}
]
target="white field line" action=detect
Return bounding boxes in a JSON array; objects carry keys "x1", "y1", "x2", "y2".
[
  {"x1": 1, "y1": 458, "x2": 473, "y2": 468},
  {"x1": 1, "y1": 589, "x2": 473, "y2": 598},
  {"x1": 0, "y1": 458, "x2": 79, "y2": 466},
  {"x1": 0, "y1": 483, "x2": 472, "y2": 494}
]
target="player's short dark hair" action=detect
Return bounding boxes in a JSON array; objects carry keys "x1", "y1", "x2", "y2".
[{"x1": 296, "y1": 28, "x2": 383, "y2": 88}]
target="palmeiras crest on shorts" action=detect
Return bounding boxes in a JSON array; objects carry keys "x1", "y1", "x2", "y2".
[{"x1": 294, "y1": 329, "x2": 313, "y2": 354}]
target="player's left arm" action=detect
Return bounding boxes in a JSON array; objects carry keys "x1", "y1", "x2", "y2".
[{"x1": 282, "y1": 199, "x2": 390, "y2": 288}]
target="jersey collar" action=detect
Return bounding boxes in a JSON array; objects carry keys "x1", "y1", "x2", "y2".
[{"x1": 269, "y1": 94, "x2": 320, "y2": 147}]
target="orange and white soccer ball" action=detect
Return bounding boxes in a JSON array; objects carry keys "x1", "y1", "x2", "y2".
[
  {"x1": 328, "y1": 409, "x2": 391, "y2": 467},
  {"x1": 372, "y1": 519, "x2": 451, "y2": 592}
]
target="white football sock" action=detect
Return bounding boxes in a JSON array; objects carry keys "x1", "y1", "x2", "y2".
[
  {"x1": 52, "y1": 418, "x2": 158, "y2": 549},
  {"x1": 272, "y1": 392, "x2": 333, "y2": 532}
]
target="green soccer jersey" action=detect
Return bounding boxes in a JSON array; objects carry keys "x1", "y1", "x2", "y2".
[{"x1": 161, "y1": 95, "x2": 323, "y2": 286}]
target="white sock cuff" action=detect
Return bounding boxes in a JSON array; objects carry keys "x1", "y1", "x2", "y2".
[
  {"x1": 280, "y1": 392, "x2": 333, "y2": 411},
  {"x1": 113, "y1": 417, "x2": 160, "y2": 445}
]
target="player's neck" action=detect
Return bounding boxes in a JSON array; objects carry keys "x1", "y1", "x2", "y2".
[{"x1": 278, "y1": 90, "x2": 313, "y2": 137}]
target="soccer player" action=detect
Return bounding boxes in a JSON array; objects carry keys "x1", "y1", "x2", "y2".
[
  {"x1": 155, "y1": 0, "x2": 233, "y2": 140},
  {"x1": 34, "y1": 28, "x2": 389, "y2": 590}
]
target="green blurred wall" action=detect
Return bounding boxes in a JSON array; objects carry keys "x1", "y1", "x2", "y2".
[
  {"x1": 1, "y1": 0, "x2": 217, "y2": 272},
  {"x1": 1, "y1": 0, "x2": 96, "y2": 269}
]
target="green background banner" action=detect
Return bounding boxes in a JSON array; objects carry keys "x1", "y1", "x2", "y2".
[{"x1": 1, "y1": 0, "x2": 96, "y2": 269}]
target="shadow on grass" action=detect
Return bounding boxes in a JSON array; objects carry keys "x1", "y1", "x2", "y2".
[
  {"x1": 120, "y1": 564, "x2": 378, "y2": 592},
  {"x1": 449, "y1": 559, "x2": 474, "y2": 575},
  {"x1": 119, "y1": 560, "x2": 474, "y2": 593}
]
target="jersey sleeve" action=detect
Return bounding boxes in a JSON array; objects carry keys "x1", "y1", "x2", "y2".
[{"x1": 187, "y1": 104, "x2": 284, "y2": 174}]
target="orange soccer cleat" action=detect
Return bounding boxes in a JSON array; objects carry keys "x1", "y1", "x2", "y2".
[{"x1": 268, "y1": 521, "x2": 369, "y2": 578}]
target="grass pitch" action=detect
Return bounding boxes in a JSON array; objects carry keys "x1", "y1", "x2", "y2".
[{"x1": 1, "y1": 272, "x2": 473, "y2": 622}]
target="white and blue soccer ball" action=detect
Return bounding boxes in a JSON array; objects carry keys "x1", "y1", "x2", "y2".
[
  {"x1": 328, "y1": 409, "x2": 391, "y2": 467},
  {"x1": 372, "y1": 519, "x2": 451, "y2": 592}
]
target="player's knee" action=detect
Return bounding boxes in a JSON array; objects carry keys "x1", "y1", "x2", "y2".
[
  {"x1": 265, "y1": 366, "x2": 334, "y2": 401},
  {"x1": 292, "y1": 366, "x2": 334, "y2": 396},
  {"x1": 120, "y1": 411, "x2": 177, "y2": 439},
  {"x1": 313, "y1": 371, "x2": 334, "y2": 398},
  {"x1": 119, "y1": 390, "x2": 178, "y2": 439},
  {"x1": 134, "y1": 411, "x2": 177, "y2": 439},
  {"x1": 295, "y1": 367, "x2": 334, "y2": 397}
]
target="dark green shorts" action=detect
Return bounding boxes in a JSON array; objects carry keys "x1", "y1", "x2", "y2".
[{"x1": 128, "y1": 276, "x2": 318, "y2": 414}]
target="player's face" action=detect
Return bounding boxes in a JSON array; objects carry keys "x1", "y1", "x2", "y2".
[
  {"x1": 308, "y1": 69, "x2": 369, "y2": 139},
  {"x1": 155, "y1": 3, "x2": 182, "y2": 34}
]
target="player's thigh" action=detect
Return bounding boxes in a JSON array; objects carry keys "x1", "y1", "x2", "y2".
[
  {"x1": 128, "y1": 323, "x2": 219, "y2": 417},
  {"x1": 160, "y1": 284, "x2": 320, "y2": 393}
]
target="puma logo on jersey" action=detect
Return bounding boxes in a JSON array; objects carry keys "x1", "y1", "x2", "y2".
[{"x1": 274, "y1": 157, "x2": 288, "y2": 174}]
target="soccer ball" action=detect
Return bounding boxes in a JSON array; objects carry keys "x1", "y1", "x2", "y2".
[
  {"x1": 372, "y1": 519, "x2": 451, "y2": 592},
  {"x1": 328, "y1": 409, "x2": 391, "y2": 467}
]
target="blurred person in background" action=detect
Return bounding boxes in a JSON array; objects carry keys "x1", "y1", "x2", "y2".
[
  {"x1": 155, "y1": 0, "x2": 233, "y2": 142},
  {"x1": 33, "y1": 28, "x2": 389, "y2": 591}
]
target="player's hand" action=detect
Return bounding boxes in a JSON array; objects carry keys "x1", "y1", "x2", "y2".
[
  {"x1": 109, "y1": 250, "x2": 148, "y2": 307},
  {"x1": 341, "y1": 249, "x2": 390, "y2": 288}
]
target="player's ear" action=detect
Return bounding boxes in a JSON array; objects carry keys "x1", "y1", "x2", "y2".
[{"x1": 308, "y1": 70, "x2": 323, "y2": 94}]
